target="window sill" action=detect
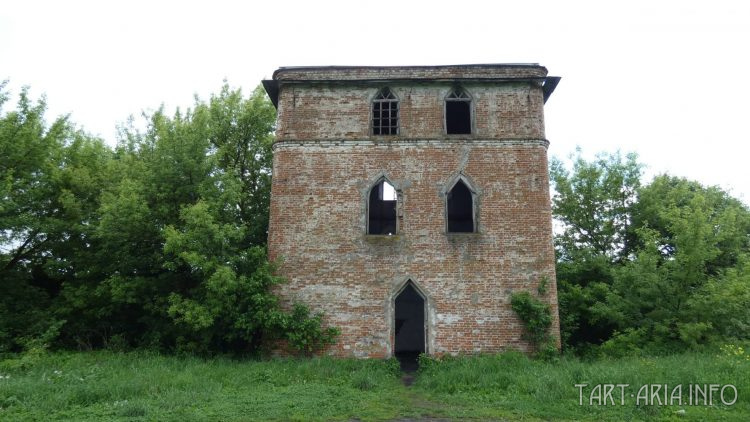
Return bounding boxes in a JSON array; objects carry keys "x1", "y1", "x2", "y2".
[
  {"x1": 364, "y1": 234, "x2": 403, "y2": 245},
  {"x1": 445, "y1": 232, "x2": 481, "y2": 237}
]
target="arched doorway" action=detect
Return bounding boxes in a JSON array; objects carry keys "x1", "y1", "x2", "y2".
[{"x1": 394, "y1": 282, "x2": 425, "y2": 371}]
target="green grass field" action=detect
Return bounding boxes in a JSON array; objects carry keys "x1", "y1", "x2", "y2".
[{"x1": 1, "y1": 348, "x2": 748, "y2": 421}]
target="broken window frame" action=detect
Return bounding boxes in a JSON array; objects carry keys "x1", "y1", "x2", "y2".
[
  {"x1": 445, "y1": 177, "x2": 477, "y2": 233},
  {"x1": 367, "y1": 177, "x2": 399, "y2": 235},
  {"x1": 444, "y1": 87, "x2": 473, "y2": 135},
  {"x1": 372, "y1": 88, "x2": 399, "y2": 136}
]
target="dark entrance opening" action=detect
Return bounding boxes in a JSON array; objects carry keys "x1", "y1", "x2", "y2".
[{"x1": 394, "y1": 282, "x2": 425, "y2": 372}]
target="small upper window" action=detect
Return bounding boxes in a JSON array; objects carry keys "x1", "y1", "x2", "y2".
[
  {"x1": 368, "y1": 179, "x2": 397, "y2": 234},
  {"x1": 447, "y1": 179, "x2": 474, "y2": 232},
  {"x1": 445, "y1": 88, "x2": 471, "y2": 135},
  {"x1": 372, "y1": 88, "x2": 399, "y2": 135}
]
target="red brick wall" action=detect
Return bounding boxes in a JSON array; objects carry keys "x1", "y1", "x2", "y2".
[
  {"x1": 267, "y1": 66, "x2": 559, "y2": 357},
  {"x1": 276, "y1": 84, "x2": 545, "y2": 141}
]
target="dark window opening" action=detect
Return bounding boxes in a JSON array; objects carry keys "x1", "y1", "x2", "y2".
[
  {"x1": 447, "y1": 180, "x2": 474, "y2": 232},
  {"x1": 446, "y1": 101, "x2": 471, "y2": 134},
  {"x1": 394, "y1": 282, "x2": 425, "y2": 371},
  {"x1": 373, "y1": 88, "x2": 399, "y2": 135},
  {"x1": 446, "y1": 89, "x2": 471, "y2": 134},
  {"x1": 368, "y1": 180, "x2": 397, "y2": 234}
]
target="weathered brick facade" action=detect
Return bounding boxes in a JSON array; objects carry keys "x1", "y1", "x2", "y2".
[{"x1": 263, "y1": 65, "x2": 560, "y2": 358}]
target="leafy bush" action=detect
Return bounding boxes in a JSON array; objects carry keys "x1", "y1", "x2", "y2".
[
  {"x1": 510, "y1": 290, "x2": 557, "y2": 359},
  {"x1": 0, "y1": 83, "x2": 338, "y2": 356},
  {"x1": 283, "y1": 304, "x2": 339, "y2": 355},
  {"x1": 552, "y1": 151, "x2": 750, "y2": 355},
  {"x1": 510, "y1": 277, "x2": 557, "y2": 359}
]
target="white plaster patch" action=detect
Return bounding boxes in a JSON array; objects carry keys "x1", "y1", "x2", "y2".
[
  {"x1": 476, "y1": 316, "x2": 500, "y2": 325},
  {"x1": 437, "y1": 313, "x2": 462, "y2": 324}
]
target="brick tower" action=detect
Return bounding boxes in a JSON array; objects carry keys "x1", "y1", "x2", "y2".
[{"x1": 263, "y1": 64, "x2": 560, "y2": 359}]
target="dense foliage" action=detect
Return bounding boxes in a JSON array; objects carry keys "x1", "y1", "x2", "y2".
[
  {"x1": 552, "y1": 150, "x2": 750, "y2": 356},
  {"x1": 0, "y1": 82, "x2": 337, "y2": 355}
]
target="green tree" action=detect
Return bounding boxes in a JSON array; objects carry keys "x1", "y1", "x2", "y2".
[
  {"x1": 604, "y1": 176, "x2": 750, "y2": 352},
  {"x1": 206, "y1": 85, "x2": 275, "y2": 246},
  {"x1": 0, "y1": 83, "x2": 111, "y2": 352},
  {"x1": 550, "y1": 150, "x2": 642, "y2": 260},
  {"x1": 2, "y1": 82, "x2": 337, "y2": 355},
  {"x1": 552, "y1": 150, "x2": 750, "y2": 355},
  {"x1": 65, "y1": 83, "x2": 336, "y2": 354},
  {"x1": 550, "y1": 150, "x2": 642, "y2": 352}
]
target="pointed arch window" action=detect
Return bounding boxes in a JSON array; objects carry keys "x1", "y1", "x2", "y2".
[
  {"x1": 372, "y1": 88, "x2": 399, "y2": 135},
  {"x1": 447, "y1": 179, "x2": 475, "y2": 232},
  {"x1": 445, "y1": 88, "x2": 472, "y2": 135},
  {"x1": 368, "y1": 179, "x2": 397, "y2": 234}
]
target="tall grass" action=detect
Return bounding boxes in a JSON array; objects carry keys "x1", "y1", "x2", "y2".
[
  {"x1": 0, "y1": 351, "x2": 403, "y2": 421},
  {"x1": 415, "y1": 349, "x2": 750, "y2": 421},
  {"x1": 1, "y1": 349, "x2": 748, "y2": 421}
]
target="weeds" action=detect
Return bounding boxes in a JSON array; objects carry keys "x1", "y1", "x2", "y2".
[{"x1": 0, "y1": 350, "x2": 747, "y2": 421}]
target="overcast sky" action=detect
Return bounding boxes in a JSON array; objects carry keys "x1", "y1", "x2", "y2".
[{"x1": 2, "y1": 0, "x2": 749, "y2": 203}]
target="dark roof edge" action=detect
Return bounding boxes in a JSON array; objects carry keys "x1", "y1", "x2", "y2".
[
  {"x1": 262, "y1": 79, "x2": 279, "y2": 108},
  {"x1": 262, "y1": 76, "x2": 561, "y2": 109},
  {"x1": 542, "y1": 76, "x2": 561, "y2": 104},
  {"x1": 271, "y1": 63, "x2": 543, "y2": 79}
]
